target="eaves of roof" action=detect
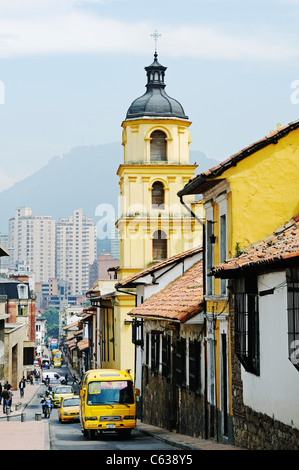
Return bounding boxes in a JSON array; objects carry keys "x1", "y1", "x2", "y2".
[
  {"x1": 178, "y1": 119, "x2": 299, "y2": 197},
  {"x1": 63, "y1": 320, "x2": 78, "y2": 330},
  {"x1": 77, "y1": 338, "x2": 89, "y2": 351}
]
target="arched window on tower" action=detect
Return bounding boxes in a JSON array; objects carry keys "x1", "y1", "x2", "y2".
[
  {"x1": 152, "y1": 181, "x2": 165, "y2": 209},
  {"x1": 150, "y1": 130, "x2": 167, "y2": 161},
  {"x1": 152, "y1": 230, "x2": 167, "y2": 261}
]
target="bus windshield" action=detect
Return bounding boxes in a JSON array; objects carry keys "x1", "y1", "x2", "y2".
[{"x1": 87, "y1": 380, "x2": 134, "y2": 405}]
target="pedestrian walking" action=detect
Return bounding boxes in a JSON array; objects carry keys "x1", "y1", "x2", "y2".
[
  {"x1": 19, "y1": 378, "x2": 26, "y2": 398},
  {"x1": 0, "y1": 381, "x2": 2, "y2": 405}
]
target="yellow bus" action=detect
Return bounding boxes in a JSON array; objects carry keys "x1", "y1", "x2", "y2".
[
  {"x1": 79, "y1": 369, "x2": 140, "y2": 439},
  {"x1": 52, "y1": 349, "x2": 63, "y2": 368}
]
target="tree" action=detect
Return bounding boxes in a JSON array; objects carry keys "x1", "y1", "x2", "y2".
[{"x1": 44, "y1": 307, "x2": 59, "y2": 340}]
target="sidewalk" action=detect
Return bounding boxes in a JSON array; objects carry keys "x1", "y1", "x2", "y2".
[
  {"x1": 0, "y1": 381, "x2": 50, "y2": 450},
  {"x1": 136, "y1": 421, "x2": 243, "y2": 451}
]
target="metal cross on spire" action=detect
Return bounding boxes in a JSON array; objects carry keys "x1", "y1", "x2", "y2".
[{"x1": 151, "y1": 29, "x2": 161, "y2": 54}]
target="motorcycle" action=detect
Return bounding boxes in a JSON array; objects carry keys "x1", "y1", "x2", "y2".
[{"x1": 41, "y1": 398, "x2": 52, "y2": 419}]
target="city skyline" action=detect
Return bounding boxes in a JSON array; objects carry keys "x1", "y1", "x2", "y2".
[{"x1": 6, "y1": 206, "x2": 98, "y2": 296}]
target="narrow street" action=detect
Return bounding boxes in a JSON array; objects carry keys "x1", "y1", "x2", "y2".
[{"x1": 16, "y1": 364, "x2": 183, "y2": 452}]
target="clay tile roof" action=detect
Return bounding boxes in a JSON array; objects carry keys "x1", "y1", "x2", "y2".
[
  {"x1": 66, "y1": 338, "x2": 76, "y2": 349},
  {"x1": 212, "y1": 214, "x2": 299, "y2": 278},
  {"x1": 116, "y1": 246, "x2": 202, "y2": 288},
  {"x1": 63, "y1": 320, "x2": 79, "y2": 330},
  {"x1": 178, "y1": 119, "x2": 299, "y2": 197},
  {"x1": 128, "y1": 260, "x2": 203, "y2": 323},
  {"x1": 77, "y1": 338, "x2": 89, "y2": 351}
]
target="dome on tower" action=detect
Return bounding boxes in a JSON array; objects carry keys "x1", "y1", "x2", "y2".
[{"x1": 126, "y1": 53, "x2": 188, "y2": 120}]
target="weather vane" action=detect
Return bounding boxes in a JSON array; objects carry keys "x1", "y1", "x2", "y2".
[{"x1": 151, "y1": 30, "x2": 161, "y2": 54}]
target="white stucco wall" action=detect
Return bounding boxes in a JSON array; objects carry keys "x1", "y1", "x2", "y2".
[{"x1": 242, "y1": 270, "x2": 299, "y2": 429}]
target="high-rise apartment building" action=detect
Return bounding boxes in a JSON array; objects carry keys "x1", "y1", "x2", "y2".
[
  {"x1": 8, "y1": 207, "x2": 56, "y2": 283},
  {"x1": 56, "y1": 208, "x2": 97, "y2": 295}
]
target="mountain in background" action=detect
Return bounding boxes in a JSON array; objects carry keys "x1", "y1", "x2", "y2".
[{"x1": 0, "y1": 142, "x2": 218, "y2": 249}]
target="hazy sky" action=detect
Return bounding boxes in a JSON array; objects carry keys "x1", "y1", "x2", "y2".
[{"x1": 1, "y1": 0, "x2": 299, "y2": 191}]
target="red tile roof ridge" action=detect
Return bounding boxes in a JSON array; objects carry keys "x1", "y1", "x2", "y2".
[{"x1": 212, "y1": 214, "x2": 299, "y2": 276}]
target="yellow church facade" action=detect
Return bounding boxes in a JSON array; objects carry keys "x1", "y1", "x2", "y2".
[{"x1": 101, "y1": 53, "x2": 203, "y2": 376}]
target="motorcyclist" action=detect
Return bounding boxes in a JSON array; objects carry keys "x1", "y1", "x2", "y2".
[{"x1": 40, "y1": 390, "x2": 53, "y2": 416}]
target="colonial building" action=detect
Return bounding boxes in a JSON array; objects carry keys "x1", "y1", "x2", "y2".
[
  {"x1": 212, "y1": 215, "x2": 299, "y2": 449},
  {"x1": 178, "y1": 119, "x2": 299, "y2": 446}
]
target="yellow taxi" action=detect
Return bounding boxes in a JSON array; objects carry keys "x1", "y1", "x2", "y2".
[
  {"x1": 53, "y1": 385, "x2": 74, "y2": 407},
  {"x1": 58, "y1": 395, "x2": 80, "y2": 422}
]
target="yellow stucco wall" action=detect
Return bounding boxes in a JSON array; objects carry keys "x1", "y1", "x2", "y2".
[
  {"x1": 204, "y1": 126, "x2": 299, "y2": 419},
  {"x1": 117, "y1": 117, "x2": 203, "y2": 277},
  {"x1": 220, "y1": 129, "x2": 299, "y2": 254}
]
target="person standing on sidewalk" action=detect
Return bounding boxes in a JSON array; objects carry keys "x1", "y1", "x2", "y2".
[
  {"x1": 2, "y1": 386, "x2": 9, "y2": 413},
  {"x1": 7, "y1": 385, "x2": 13, "y2": 408},
  {"x1": 19, "y1": 378, "x2": 26, "y2": 398}
]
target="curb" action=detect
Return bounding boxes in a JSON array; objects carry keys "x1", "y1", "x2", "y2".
[{"x1": 136, "y1": 426, "x2": 196, "y2": 450}]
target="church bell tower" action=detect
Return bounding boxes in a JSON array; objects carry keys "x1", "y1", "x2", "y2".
[{"x1": 116, "y1": 47, "x2": 201, "y2": 280}]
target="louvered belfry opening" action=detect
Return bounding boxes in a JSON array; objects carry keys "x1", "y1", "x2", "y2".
[
  {"x1": 152, "y1": 181, "x2": 165, "y2": 208},
  {"x1": 150, "y1": 130, "x2": 167, "y2": 161},
  {"x1": 152, "y1": 230, "x2": 167, "y2": 260}
]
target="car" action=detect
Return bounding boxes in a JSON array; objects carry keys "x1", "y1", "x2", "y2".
[
  {"x1": 42, "y1": 371, "x2": 65, "y2": 384},
  {"x1": 53, "y1": 385, "x2": 74, "y2": 407},
  {"x1": 46, "y1": 379, "x2": 61, "y2": 393},
  {"x1": 58, "y1": 395, "x2": 80, "y2": 422}
]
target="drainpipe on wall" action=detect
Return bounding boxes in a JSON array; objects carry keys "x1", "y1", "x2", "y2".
[{"x1": 179, "y1": 195, "x2": 209, "y2": 439}]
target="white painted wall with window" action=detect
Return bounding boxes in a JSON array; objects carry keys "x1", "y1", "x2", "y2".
[{"x1": 241, "y1": 270, "x2": 299, "y2": 429}]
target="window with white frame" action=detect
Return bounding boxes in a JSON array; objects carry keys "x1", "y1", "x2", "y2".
[{"x1": 17, "y1": 283, "x2": 28, "y2": 300}]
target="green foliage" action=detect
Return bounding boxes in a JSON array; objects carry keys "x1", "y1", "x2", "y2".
[
  {"x1": 235, "y1": 242, "x2": 243, "y2": 257},
  {"x1": 44, "y1": 307, "x2": 59, "y2": 340}
]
